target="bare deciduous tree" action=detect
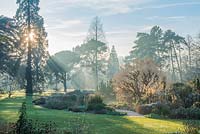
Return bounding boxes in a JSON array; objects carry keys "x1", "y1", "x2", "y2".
[{"x1": 113, "y1": 59, "x2": 166, "y2": 106}]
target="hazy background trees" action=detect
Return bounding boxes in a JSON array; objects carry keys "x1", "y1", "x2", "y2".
[
  {"x1": 74, "y1": 17, "x2": 108, "y2": 91},
  {"x1": 46, "y1": 51, "x2": 80, "y2": 92},
  {"x1": 125, "y1": 25, "x2": 199, "y2": 83},
  {"x1": 107, "y1": 46, "x2": 120, "y2": 80},
  {"x1": 43, "y1": 16, "x2": 117, "y2": 92}
]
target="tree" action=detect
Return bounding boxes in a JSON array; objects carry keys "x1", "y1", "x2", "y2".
[
  {"x1": 113, "y1": 59, "x2": 166, "y2": 105},
  {"x1": 127, "y1": 26, "x2": 185, "y2": 82},
  {"x1": 184, "y1": 35, "x2": 193, "y2": 69},
  {"x1": 70, "y1": 68, "x2": 96, "y2": 90},
  {"x1": 163, "y1": 30, "x2": 185, "y2": 82},
  {"x1": 126, "y1": 26, "x2": 166, "y2": 67},
  {"x1": 31, "y1": 23, "x2": 48, "y2": 92},
  {"x1": 191, "y1": 34, "x2": 200, "y2": 78},
  {"x1": 47, "y1": 51, "x2": 80, "y2": 92},
  {"x1": 181, "y1": 35, "x2": 200, "y2": 80},
  {"x1": 86, "y1": 16, "x2": 107, "y2": 91},
  {"x1": 99, "y1": 80, "x2": 115, "y2": 101},
  {"x1": 46, "y1": 55, "x2": 63, "y2": 90},
  {"x1": 0, "y1": 16, "x2": 21, "y2": 76},
  {"x1": 107, "y1": 46, "x2": 120, "y2": 79},
  {"x1": 87, "y1": 16, "x2": 106, "y2": 43},
  {"x1": 74, "y1": 40, "x2": 108, "y2": 91},
  {"x1": 0, "y1": 15, "x2": 23, "y2": 95},
  {"x1": 15, "y1": 0, "x2": 48, "y2": 95}
]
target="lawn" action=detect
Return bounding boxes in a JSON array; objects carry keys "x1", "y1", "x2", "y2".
[{"x1": 0, "y1": 92, "x2": 184, "y2": 134}]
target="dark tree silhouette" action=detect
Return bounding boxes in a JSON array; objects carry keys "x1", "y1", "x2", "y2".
[
  {"x1": 15, "y1": 0, "x2": 48, "y2": 96},
  {"x1": 0, "y1": 16, "x2": 21, "y2": 76}
]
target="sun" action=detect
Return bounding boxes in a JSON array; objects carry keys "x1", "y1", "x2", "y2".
[
  {"x1": 29, "y1": 31, "x2": 35, "y2": 41},
  {"x1": 25, "y1": 30, "x2": 36, "y2": 43}
]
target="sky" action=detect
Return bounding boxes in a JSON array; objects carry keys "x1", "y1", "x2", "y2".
[{"x1": 0, "y1": 0, "x2": 200, "y2": 56}]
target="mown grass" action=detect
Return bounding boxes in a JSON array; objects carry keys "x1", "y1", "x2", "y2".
[{"x1": 0, "y1": 92, "x2": 184, "y2": 134}]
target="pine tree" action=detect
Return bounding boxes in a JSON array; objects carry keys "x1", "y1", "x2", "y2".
[
  {"x1": 107, "y1": 46, "x2": 120, "y2": 79},
  {"x1": 84, "y1": 16, "x2": 107, "y2": 91},
  {"x1": 15, "y1": 0, "x2": 48, "y2": 95},
  {"x1": 126, "y1": 26, "x2": 165, "y2": 65}
]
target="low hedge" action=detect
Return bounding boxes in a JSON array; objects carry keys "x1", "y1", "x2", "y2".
[
  {"x1": 135, "y1": 102, "x2": 170, "y2": 115},
  {"x1": 170, "y1": 107, "x2": 200, "y2": 119}
]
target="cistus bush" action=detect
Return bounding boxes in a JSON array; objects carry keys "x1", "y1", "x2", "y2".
[
  {"x1": 87, "y1": 95, "x2": 106, "y2": 112},
  {"x1": 151, "y1": 102, "x2": 170, "y2": 116}
]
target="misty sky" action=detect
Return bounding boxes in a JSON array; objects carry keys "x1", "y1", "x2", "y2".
[{"x1": 0, "y1": 0, "x2": 200, "y2": 56}]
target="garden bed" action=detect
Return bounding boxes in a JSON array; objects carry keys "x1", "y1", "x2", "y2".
[{"x1": 33, "y1": 90, "x2": 126, "y2": 116}]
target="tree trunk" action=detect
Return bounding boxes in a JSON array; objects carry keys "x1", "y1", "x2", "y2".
[
  {"x1": 63, "y1": 73, "x2": 67, "y2": 93},
  {"x1": 188, "y1": 46, "x2": 192, "y2": 69},
  {"x1": 157, "y1": 50, "x2": 162, "y2": 71},
  {"x1": 55, "y1": 74, "x2": 58, "y2": 90},
  {"x1": 25, "y1": 0, "x2": 33, "y2": 98},
  {"x1": 95, "y1": 20, "x2": 99, "y2": 91},
  {"x1": 170, "y1": 44, "x2": 175, "y2": 81},
  {"x1": 36, "y1": 61, "x2": 39, "y2": 90},
  {"x1": 178, "y1": 49, "x2": 183, "y2": 82},
  {"x1": 172, "y1": 44, "x2": 182, "y2": 82},
  {"x1": 8, "y1": 77, "x2": 12, "y2": 98}
]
